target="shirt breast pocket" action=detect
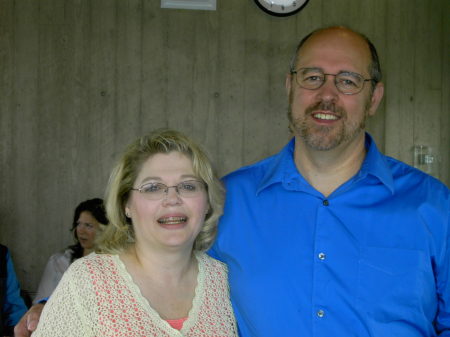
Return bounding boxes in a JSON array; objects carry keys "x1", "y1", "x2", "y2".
[{"x1": 357, "y1": 247, "x2": 435, "y2": 320}]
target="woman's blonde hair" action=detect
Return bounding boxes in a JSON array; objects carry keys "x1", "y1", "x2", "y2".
[{"x1": 96, "y1": 129, "x2": 224, "y2": 254}]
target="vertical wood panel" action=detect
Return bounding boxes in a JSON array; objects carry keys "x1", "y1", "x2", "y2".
[
  {"x1": 70, "y1": 0, "x2": 92, "y2": 198},
  {"x1": 440, "y1": 0, "x2": 450, "y2": 184},
  {"x1": 242, "y1": 1, "x2": 271, "y2": 165},
  {"x1": 87, "y1": 0, "x2": 117, "y2": 193},
  {"x1": 0, "y1": 0, "x2": 14, "y2": 238},
  {"x1": 141, "y1": 0, "x2": 169, "y2": 134},
  {"x1": 8, "y1": 0, "x2": 41, "y2": 291},
  {"x1": 190, "y1": 10, "x2": 219, "y2": 152},
  {"x1": 412, "y1": 0, "x2": 444, "y2": 181},
  {"x1": 36, "y1": 0, "x2": 77, "y2": 267},
  {"x1": 384, "y1": 0, "x2": 415, "y2": 163},
  {"x1": 165, "y1": 10, "x2": 196, "y2": 134},
  {"x1": 114, "y1": 0, "x2": 143, "y2": 150},
  {"x1": 215, "y1": 0, "x2": 246, "y2": 174}
]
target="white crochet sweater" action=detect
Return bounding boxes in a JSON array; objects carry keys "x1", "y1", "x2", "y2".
[{"x1": 32, "y1": 252, "x2": 238, "y2": 337}]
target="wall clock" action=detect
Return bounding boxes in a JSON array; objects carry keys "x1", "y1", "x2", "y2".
[{"x1": 254, "y1": 0, "x2": 310, "y2": 17}]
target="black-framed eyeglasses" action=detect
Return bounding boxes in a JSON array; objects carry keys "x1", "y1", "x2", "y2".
[
  {"x1": 290, "y1": 67, "x2": 375, "y2": 95},
  {"x1": 131, "y1": 180, "x2": 206, "y2": 200}
]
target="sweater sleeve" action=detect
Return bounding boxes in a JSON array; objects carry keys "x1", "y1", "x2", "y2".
[{"x1": 31, "y1": 258, "x2": 96, "y2": 337}]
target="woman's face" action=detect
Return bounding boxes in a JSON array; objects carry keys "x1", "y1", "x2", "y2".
[
  {"x1": 125, "y1": 151, "x2": 209, "y2": 252},
  {"x1": 76, "y1": 211, "x2": 101, "y2": 251}
]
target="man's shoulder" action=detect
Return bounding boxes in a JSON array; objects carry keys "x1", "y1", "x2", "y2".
[
  {"x1": 386, "y1": 155, "x2": 448, "y2": 190},
  {"x1": 380, "y1": 155, "x2": 449, "y2": 203},
  {"x1": 223, "y1": 151, "x2": 282, "y2": 184}
]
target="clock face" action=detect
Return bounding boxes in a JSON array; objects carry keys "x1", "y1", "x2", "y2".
[{"x1": 254, "y1": 0, "x2": 310, "y2": 17}]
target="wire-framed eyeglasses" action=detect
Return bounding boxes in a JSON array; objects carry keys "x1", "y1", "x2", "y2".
[
  {"x1": 131, "y1": 180, "x2": 206, "y2": 200},
  {"x1": 290, "y1": 67, "x2": 375, "y2": 95}
]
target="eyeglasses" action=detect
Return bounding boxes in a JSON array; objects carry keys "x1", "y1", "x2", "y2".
[
  {"x1": 131, "y1": 180, "x2": 206, "y2": 200},
  {"x1": 290, "y1": 67, "x2": 375, "y2": 95}
]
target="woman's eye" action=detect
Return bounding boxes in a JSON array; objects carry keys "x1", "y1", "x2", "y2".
[
  {"x1": 181, "y1": 183, "x2": 196, "y2": 191},
  {"x1": 142, "y1": 184, "x2": 162, "y2": 193}
]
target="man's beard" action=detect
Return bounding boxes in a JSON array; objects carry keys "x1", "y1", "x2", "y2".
[{"x1": 287, "y1": 95, "x2": 371, "y2": 151}]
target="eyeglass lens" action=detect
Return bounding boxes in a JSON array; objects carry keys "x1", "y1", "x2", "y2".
[
  {"x1": 136, "y1": 180, "x2": 205, "y2": 200},
  {"x1": 295, "y1": 68, "x2": 366, "y2": 94}
]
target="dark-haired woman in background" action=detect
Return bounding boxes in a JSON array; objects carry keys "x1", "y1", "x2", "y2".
[{"x1": 33, "y1": 198, "x2": 108, "y2": 304}]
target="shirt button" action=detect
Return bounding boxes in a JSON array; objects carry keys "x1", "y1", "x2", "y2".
[
  {"x1": 318, "y1": 252, "x2": 326, "y2": 260},
  {"x1": 317, "y1": 310, "x2": 325, "y2": 318},
  {"x1": 323, "y1": 200, "x2": 329, "y2": 206}
]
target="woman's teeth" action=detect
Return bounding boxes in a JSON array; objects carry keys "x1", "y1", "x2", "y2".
[{"x1": 157, "y1": 216, "x2": 187, "y2": 225}]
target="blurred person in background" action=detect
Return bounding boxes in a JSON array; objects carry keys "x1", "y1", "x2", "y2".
[{"x1": 33, "y1": 198, "x2": 108, "y2": 304}]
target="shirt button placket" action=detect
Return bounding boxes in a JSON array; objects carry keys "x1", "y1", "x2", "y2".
[{"x1": 316, "y1": 199, "x2": 329, "y2": 331}]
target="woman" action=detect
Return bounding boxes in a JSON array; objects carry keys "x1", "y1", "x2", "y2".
[
  {"x1": 32, "y1": 129, "x2": 238, "y2": 336},
  {"x1": 33, "y1": 198, "x2": 108, "y2": 304}
]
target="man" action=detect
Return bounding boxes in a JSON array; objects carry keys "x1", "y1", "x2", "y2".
[
  {"x1": 1, "y1": 244, "x2": 27, "y2": 336},
  {"x1": 15, "y1": 26, "x2": 450, "y2": 337},
  {"x1": 209, "y1": 26, "x2": 449, "y2": 336}
]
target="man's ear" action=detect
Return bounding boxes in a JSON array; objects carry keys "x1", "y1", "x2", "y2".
[
  {"x1": 285, "y1": 73, "x2": 293, "y2": 96},
  {"x1": 367, "y1": 82, "x2": 384, "y2": 117}
]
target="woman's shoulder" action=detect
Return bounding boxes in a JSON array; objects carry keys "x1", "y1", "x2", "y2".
[
  {"x1": 71, "y1": 252, "x2": 115, "y2": 266},
  {"x1": 197, "y1": 252, "x2": 228, "y2": 273},
  {"x1": 68, "y1": 253, "x2": 120, "y2": 276}
]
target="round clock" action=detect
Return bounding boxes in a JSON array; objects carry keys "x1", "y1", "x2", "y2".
[{"x1": 254, "y1": 0, "x2": 310, "y2": 17}]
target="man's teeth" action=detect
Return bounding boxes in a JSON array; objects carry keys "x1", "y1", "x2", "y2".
[
  {"x1": 314, "y1": 113, "x2": 338, "y2": 120},
  {"x1": 158, "y1": 216, "x2": 187, "y2": 224}
]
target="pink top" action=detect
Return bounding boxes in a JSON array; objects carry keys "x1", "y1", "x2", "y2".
[{"x1": 166, "y1": 317, "x2": 188, "y2": 330}]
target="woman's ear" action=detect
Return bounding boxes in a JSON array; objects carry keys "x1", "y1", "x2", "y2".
[{"x1": 125, "y1": 206, "x2": 131, "y2": 218}]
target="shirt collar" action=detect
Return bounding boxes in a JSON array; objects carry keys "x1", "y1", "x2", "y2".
[
  {"x1": 257, "y1": 138, "x2": 302, "y2": 194},
  {"x1": 257, "y1": 133, "x2": 395, "y2": 195},
  {"x1": 358, "y1": 133, "x2": 395, "y2": 194}
]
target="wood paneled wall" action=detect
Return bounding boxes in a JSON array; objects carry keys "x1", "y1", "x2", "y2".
[{"x1": 0, "y1": 0, "x2": 448, "y2": 295}]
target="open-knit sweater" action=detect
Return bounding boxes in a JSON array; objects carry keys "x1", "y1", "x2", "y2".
[{"x1": 32, "y1": 252, "x2": 238, "y2": 337}]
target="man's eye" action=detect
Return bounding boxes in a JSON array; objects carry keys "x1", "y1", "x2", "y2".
[
  {"x1": 142, "y1": 184, "x2": 163, "y2": 193},
  {"x1": 337, "y1": 74, "x2": 360, "y2": 87},
  {"x1": 340, "y1": 78, "x2": 357, "y2": 87},
  {"x1": 303, "y1": 75, "x2": 322, "y2": 83}
]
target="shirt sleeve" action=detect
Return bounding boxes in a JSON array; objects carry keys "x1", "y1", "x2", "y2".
[
  {"x1": 435, "y1": 209, "x2": 450, "y2": 336},
  {"x1": 31, "y1": 259, "x2": 95, "y2": 337},
  {"x1": 33, "y1": 252, "x2": 70, "y2": 304},
  {"x1": 3, "y1": 249, "x2": 27, "y2": 327}
]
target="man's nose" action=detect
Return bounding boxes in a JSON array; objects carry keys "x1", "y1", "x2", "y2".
[{"x1": 316, "y1": 75, "x2": 339, "y2": 102}]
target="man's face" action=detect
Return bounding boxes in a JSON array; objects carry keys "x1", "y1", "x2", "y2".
[{"x1": 286, "y1": 28, "x2": 383, "y2": 151}]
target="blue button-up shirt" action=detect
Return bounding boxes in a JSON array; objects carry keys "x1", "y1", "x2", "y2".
[{"x1": 209, "y1": 134, "x2": 450, "y2": 337}]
